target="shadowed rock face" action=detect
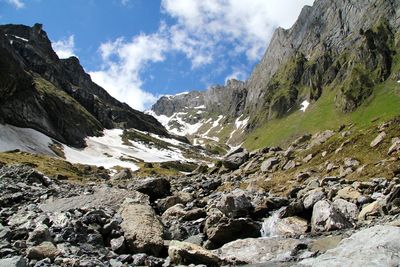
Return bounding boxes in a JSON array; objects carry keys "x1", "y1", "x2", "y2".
[{"x1": 0, "y1": 23, "x2": 168, "y2": 147}]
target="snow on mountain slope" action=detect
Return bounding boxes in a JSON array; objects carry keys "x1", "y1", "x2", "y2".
[
  {"x1": 0, "y1": 123, "x2": 201, "y2": 171},
  {"x1": 0, "y1": 124, "x2": 57, "y2": 156}
]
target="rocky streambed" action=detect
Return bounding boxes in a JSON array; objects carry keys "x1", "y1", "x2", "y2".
[{"x1": 1, "y1": 120, "x2": 400, "y2": 266}]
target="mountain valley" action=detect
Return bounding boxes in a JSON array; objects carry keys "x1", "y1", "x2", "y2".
[{"x1": 1, "y1": 0, "x2": 400, "y2": 266}]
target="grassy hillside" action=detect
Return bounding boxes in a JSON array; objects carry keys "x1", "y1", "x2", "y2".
[{"x1": 244, "y1": 79, "x2": 400, "y2": 151}]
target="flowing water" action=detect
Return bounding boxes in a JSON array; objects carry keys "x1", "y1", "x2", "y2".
[{"x1": 260, "y1": 208, "x2": 284, "y2": 237}]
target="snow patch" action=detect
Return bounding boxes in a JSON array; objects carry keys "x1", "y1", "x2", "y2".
[
  {"x1": 397, "y1": 80, "x2": 400, "y2": 84},
  {"x1": 12, "y1": 35, "x2": 29, "y2": 42},
  {"x1": 63, "y1": 129, "x2": 190, "y2": 170},
  {"x1": 0, "y1": 124, "x2": 56, "y2": 156},
  {"x1": 194, "y1": 105, "x2": 206, "y2": 109},
  {"x1": 300, "y1": 100, "x2": 310, "y2": 112}
]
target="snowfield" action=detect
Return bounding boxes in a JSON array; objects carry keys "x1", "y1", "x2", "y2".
[{"x1": 0, "y1": 124, "x2": 194, "y2": 171}]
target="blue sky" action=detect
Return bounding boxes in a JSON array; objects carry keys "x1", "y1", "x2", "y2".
[{"x1": 1, "y1": 0, "x2": 314, "y2": 110}]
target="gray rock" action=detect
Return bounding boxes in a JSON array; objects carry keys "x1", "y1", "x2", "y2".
[
  {"x1": 303, "y1": 188, "x2": 326, "y2": 209},
  {"x1": 112, "y1": 168, "x2": 132, "y2": 180},
  {"x1": 261, "y1": 157, "x2": 279, "y2": 172},
  {"x1": 216, "y1": 237, "x2": 308, "y2": 264},
  {"x1": 132, "y1": 177, "x2": 171, "y2": 201},
  {"x1": 26, "y1": 242, "x2": 60, "y2": 260},
  {"x1": 370, "y1": 131, "x2": 386, "y2": 147},
  {"x1": 307, "y1": 130, "x2": 334, "y2": 149},
  {"x1": 0, "y1": 256, "x2": 28, "y2": 267},
  {"x1": 204, "y1": 209, "x2": 260, "y2": 249},
  {"x1": 388, "y1": 137, "x2": 400, "y2": 155},
  {"x1": 311, "y1": 200, "x2": 352, "y2": 232},
  {"x1": 333, "y1": 199, "x2": 359, "y2": 221},
  {"x1": 168, "y1": 240, "x2": 221, "y2": 267},
  {"x1": 110, "y1": 236, "x2": 126, "y2": 254},
  {"x1": 40, "y1": 187, "x2": 138, "y2": 212},
  {"x1": 216, "y1": 189, "x2": 253, "y2": 218},
  {"x1": 222, "y1": 150, "x2": 249, "y2": 170},
  {"x1": 299, "y1": 225, "x2": 400, "y2": 267},
  {"x1": 27, "y1": 225, "x2": 52, "y2": 245},
  {"x1": 119, "y1": 196, "x2": 164, "y2": 256}
]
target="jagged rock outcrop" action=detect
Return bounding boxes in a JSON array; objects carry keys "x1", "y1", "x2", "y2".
[{"x1": 0, "y1": 23, "x2": 168, "y2": 147}]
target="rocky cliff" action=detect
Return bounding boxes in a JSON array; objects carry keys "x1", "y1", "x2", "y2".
[
  {"x1": 0, "y1": 24, "x2": 168, "y2": 147},
  {"x1": 151, "y1": 0, "x2": 400, "y2": 148}
]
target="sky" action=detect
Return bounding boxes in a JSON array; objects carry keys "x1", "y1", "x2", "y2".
[{"x1": 1, "y1": 0, "x2": 315, "y2": 111}]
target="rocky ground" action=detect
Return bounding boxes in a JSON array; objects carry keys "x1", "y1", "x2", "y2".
[{"x1": 1, "y1": 118, "x2": 400, "y2": 267}]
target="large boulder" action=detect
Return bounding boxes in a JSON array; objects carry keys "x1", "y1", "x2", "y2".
[
  {"x1": 311, "y1": 200, "x2": 352, "y2": 232},
  {"x1": 222, "y1": 150, "x2": 249, "y2": 170},
  {"x1": 39, "y1": 187, "x2": 136, "y2": 212},
  {"x1": 216, "y1": 189, "x2": 253, "y2": 218},
  {"x1": 168, "y1": 240, "x2": 222, "y2": 267},
  {"x1": 132, "y1": 177, "x2": 171, "y2": 201},
  {"x1": 260, "y1": 157, "x2": 280, "y2": 172},
  {"x1": 204, "y1": 209, "x2": 260, "y2": 249},
  {"x1": 26, "y1": 242, "x2": 60, "y2": 260},
  {"x1": 299, "y1": 225, "x2": 400, "y2": 267},
  {"x1": 216, "y1": 237, "x2": 308, "y2": 264},
  {"x1": 119, "y1": 195, "x2": 164, "y2": 256}
]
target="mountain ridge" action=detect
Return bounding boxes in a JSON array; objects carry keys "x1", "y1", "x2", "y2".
[{"x1": 0, "y1": 23, "x2": 169, "y2": 147}]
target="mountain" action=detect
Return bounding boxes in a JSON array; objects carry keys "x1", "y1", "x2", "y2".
[
  {"x1": 0, "y1": 23, "x2": 169, "y2": 148},
  {"x1": 151, "y1": 0, "x2": 400, "y2": 151}
]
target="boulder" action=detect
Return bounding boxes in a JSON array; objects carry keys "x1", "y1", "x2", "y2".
[
  {"x1": 40, "y1": 187, "x2": 137, "y2": 212},
  {"x1": 216, "y1": 189, "x2": 253, "y2": 218},
  {"x1": 119, "y1": 196, "x2": 164, "y2": 256},
  {"x1": 261, "y1": 157, "x2": 280, "y2": 172},
  {"x1": 311, "y1": 200, "x2": 352, "y2": 232},
  {"x1": 0, "y1": 256, "x2": 28, "y2": 267},
  {"x1": 358, "y1": 200, "x2": 384, "y2": 221},
  {"x1": 303, "y1": 188, "x2": 326, "y2": 209},
  {"x1": 216, "y1": 237, "x2": 307, "y2": 264},
  {"x1": 112, "y1": 168, "x2": 132, "y2": 180},
  {"x1": 132, "y1": 177, "x2": 171, "y2": 201},
  {"x1": 308, "y1": 130, "x2": 334, "y2": 149},
  {"x1": 275, "y1": 216, "x2": 308, "y2": 237},
  {"x1": 299, "y1": 225, "x2": 400, "y2": 267},
  {"x1": 26, "y1": 241, "x2": 60, "y2": 260},
  {"x1": 168, "y1": 240, "x2": 221, "y2": 267},
  {"x1": 370, "y1": 132, "x2": 386, "y2": 147},
  {"x1": 333, "y1": 199, "x2": 359, "y2": 221},
  {"x1": 110, "y1": 236, "x2": 126, "y2": 254},
  {"x1": 27, "y1": 224, "x2": 52, "y2": 245},
  {"x1": 388, "y1": 137, "x2": 400, "y2": 155},
  {"x1": 204, "y1": 210, "x2": 260, "y2": 249},
  {"x1": 222, "y1": 150, "x2": 249, "y2": 170},
  {"x1": 336, "y1": 186, "x2": 361, "y2": 201}
]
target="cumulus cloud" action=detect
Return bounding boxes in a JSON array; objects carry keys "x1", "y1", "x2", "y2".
[
  {"x1": 52, "y1": 35, "x2": 76, "y2": 59},
  {"x1": 91, "y1": 0, "x2": 314, "y2": 110},
  {"x1": 6, "y1": 0, "x2": 24, "y2": 9},
  {"x1": 89, "y1": 33, "x2": 168, "y2": 111},
  {"x1": 162, "y1": 0, "x2": 315, "y2": 62}
]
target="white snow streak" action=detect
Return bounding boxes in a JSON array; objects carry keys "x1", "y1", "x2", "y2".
[{"x1": 300, "y1": 100, "x2": 310, "y2": 112}]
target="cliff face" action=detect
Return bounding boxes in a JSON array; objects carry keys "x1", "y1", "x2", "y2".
[
  {"x1": 150, "y1": 0, "x2": 400, "y2": 149},
  {"x1": 245, "y1": 0, "x2": 400, "y2": 118},
  {"x1": 0, "y1": 24, "x2": 168, "y2": 147}
]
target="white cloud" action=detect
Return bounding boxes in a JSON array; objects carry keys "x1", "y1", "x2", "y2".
[
  {"x1": 52, "y1": 35, "x2": 76, "y2": 59},
  {"x1": 89, "y1": 33, "x2": 168, "y2": 111},
  {"x1": 162, "y1": 0, "x2": 315, "y2": 62},
  {"x1": 121, "y1": 0, "x2": 130, "y2": 6},
  {"x1": 90, "y1": 0, "x2": 314, "y2": 110},
  {"x1": 6, "y1": 0, "x2": 24, "y2": 9},
  {"x1": 225, "y1": 67, "x2": 248, "y2": 84}
]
